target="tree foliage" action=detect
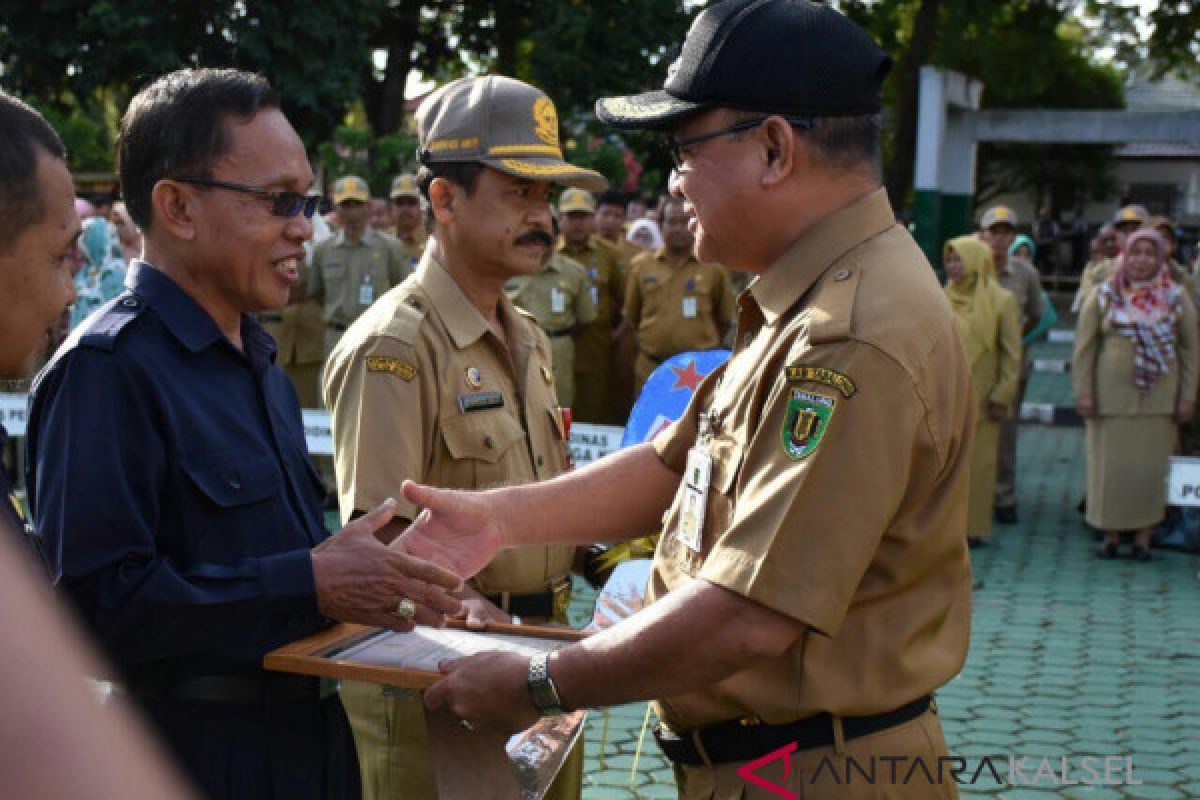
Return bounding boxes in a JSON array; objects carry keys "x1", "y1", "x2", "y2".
[{"x1": 0, "y1": 0, "x2": 373, "y2": 147}]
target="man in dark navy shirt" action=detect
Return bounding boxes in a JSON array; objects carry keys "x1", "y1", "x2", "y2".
[{"x1": 27, "y1": 69, "x2": 464, "y2": 800}]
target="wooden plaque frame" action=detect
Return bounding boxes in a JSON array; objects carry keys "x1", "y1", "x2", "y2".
[{"x1": 264, "y1": 620, "x2": 584, "y2": 690}]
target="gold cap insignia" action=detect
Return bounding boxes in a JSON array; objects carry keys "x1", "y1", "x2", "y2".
[
  {"x1": 533, "y1": 97, "x2": 559, "y2": 148},
  {"x1": 465, "y1": 367, "x2": 484, "y2": 389}
]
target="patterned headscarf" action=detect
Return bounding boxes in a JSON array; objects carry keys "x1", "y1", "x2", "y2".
[{"x1": 1098, "y1": 228, "x2": 1178, "y2": 390}]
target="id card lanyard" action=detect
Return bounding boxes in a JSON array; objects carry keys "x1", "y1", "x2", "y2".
[{"x1": 677, "y1": 409, "x2": 716, "y2": 552}]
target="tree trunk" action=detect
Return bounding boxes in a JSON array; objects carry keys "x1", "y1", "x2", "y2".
[
  {"x1": 884, "y1": 0, "x2": 942, "y2": 211},
  {"x1": 364, "y1": 4, "x2": 420, "y2": 136}
]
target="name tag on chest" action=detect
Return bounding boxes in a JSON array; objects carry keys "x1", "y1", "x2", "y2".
[
  {"x1": 551, "y1": 288, "x2": 567, "y2": 314},
  {"x1": 459, "y1": 392, "x2": 504, "y2": 413},
  {"x1": 677, "y1": 446, "x2": 712, "y2": 552},
  {"x1": 681, "y1": 296, "x2": 698, "y2": 319}
]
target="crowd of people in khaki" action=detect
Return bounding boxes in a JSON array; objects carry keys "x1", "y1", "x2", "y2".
[{"x1": 5, "y1": 1, "x2": 1200, "y2": 799}]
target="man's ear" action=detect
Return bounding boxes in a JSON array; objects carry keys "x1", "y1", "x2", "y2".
[
  {"x1": 149, "y1": 180, "x2": 197, "y2": 241},
  {"x1": 428, "y1": 177, "x2": 459, "y2": 227},
  {"x1": 760, "y1": 116, "x2": 798, "y2": 188}
]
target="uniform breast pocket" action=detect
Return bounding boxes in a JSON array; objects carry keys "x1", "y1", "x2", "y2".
[
  {"x1": 639, "y1": 281, "x2": 665, "y2": 322},
  {"x1": 705, "y1": 436, "x2": 744, "y2": 545},
  {"x1": 322, "y1": 262, "x2": 345, "y2": 298},
  {"x1": 440, "y1": 411, "x2": 528, "y2": 489},
  {"x1": 181, "y1": 449, "x2": 283, "y2": 509}
]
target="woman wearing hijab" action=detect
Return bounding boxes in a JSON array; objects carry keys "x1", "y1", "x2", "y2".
[
  {"x1": 945, "y1": 236, "x2": 1022, "y2": 547},
  {"x1": 1074, "y1": 228, "x2": 1199, "y2": 560},
  {"x1": 625, "y1": 217, "x2": 664, "y2": 252},
  {"x1": 69, "y1": 215, "x2": 127, "y2": 329},
  {"x1": 1009, "y1": 234, "x2": 1059, "y2": 346}
]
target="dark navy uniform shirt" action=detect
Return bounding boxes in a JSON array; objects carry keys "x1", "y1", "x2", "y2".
[{"x1": 28, "y1": 261, "x2": 332, "y2": 682}]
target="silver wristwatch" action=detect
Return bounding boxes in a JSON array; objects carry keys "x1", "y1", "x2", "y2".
[{"x1": 527, "y1": 652, "x2": 566, "y2": 716}]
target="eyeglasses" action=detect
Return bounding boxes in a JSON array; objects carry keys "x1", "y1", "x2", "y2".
[
  {"x1": 666, "y1": 115, "x2": 815, "y2": 169},
  {"x1": 173, "y1": 177, "x2": 320, "y2": 219}
]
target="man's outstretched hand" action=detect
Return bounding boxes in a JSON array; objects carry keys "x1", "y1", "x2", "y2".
[
  {"x1": 393, "y1": 481, "x2": 508, "y2": 580},
  {"x1": 312, "y1": 498, "x2": 464, "y2": 631}
]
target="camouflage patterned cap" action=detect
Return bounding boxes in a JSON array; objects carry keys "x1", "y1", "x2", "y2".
[
  {"x1": 416, "y1": 76, "x2": 607, "y2": 193},
  {"x1": 389, "y1": 173, "x2": 420, "y2": 200}
]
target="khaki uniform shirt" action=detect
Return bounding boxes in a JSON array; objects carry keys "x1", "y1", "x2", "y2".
[
  {"x1": 623, "y1": 250, "x2": 737, "y2": 362},
  {"x1": 1073, "y1": 287, "x2": 1200, "y2": 416},
  {"x1": 996, "y1": 256, "x2": 1044, "y2": 335},
  {"x1": 308, "y1": 227, "x2": 413, "y2": 330},
  {"x1": 1074, "y1": 257, "x2": 1199, "y2": 313},
  {"x1": 647, "y1": 189, "x2": 974, "y2": 730},
  {"x1": 261, "y1": 261, "x2": 325, "y2": 367},
  {"x1": 323, "y1": 252, "x2": 574, "y2": 595},
  {"x1": 505, "y1": 253, "x2": 598, "y2": 406},
  {"x1": 396, "y1": 228, "x2": 430, "y2": 274}
]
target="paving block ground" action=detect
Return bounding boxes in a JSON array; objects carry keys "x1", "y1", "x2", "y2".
[{"x1": 573, "y1": 334, "x2": 1200, "y2": 799}]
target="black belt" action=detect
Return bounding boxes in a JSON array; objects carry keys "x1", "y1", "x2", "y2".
[
  {"x1": 126, "y1": 674, "x2": 336, "y2": 707},
  {"x1": 485, "y1": 580, "x2": 570, "y2": 619},
  {"x1": 654, "y1": 695, "x2": 932, "y2": 767},
  {"x1": 546, "y1": 329, "x2": 572, "y2": 339}
]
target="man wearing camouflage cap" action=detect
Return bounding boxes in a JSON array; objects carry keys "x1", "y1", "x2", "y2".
[
  {"x1": 323, "y1": 75, "x2": 605, "y2": 800},
  {"x1": 308, "y1": 175, "x2": 413, "y2": 354},
  {"x1": 389, "y1": 172, "x2": 429, "y2": 270},
  {"x1": 404, "y1": 1, "x2": 972, "y2": 797}
]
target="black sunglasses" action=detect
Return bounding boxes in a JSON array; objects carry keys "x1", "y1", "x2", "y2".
[
  {"x1": 173, "y1": 177, "x2": 320, "y2": 219},
  {"x1": 666, "y1": 115, "x2": 816, "y2": 169}
]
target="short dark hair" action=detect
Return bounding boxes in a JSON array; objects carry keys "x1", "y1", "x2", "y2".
[
  {"x1": 0, "y1": 91, "x2": 67, "y2": 253},
  {"x1": 735, "y1": 111, "x2": 881, "y2": 175},
  {"x1": 416, "y1": 162, "x2": 484, "y2": 228},
  {"x1": 596, "y1": 189, "x2": 628, "y2": 211},
  {"x1": 117, "y1": 68, "x2": 281, "y2": 229}
]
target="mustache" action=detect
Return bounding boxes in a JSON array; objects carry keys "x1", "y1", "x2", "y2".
[{"x1": 513, "y1": 229, "x2": 555, "y2": 247}]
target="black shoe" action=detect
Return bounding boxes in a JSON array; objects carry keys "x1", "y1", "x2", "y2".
[
  {"x1": 994, "y1": 506, "x2": 1018, "y2": 525},
  {"x1": 968, "y1": 536, "x2": 987, "y2": 549},
  {"x1": 1097, "y1": 543, "x2": 1118, "y2": 559},
  {"x1": 1132, "y1": 545, "x2": 1152, "y2": 562}
]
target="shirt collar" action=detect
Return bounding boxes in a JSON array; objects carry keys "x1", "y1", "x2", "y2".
[
  {"x1": 127, "y1": 260, "x2": 225, "y2": 353},
  {"x1": 334, "y1": 226, "x2": 377, "y2": 248},
  {"x1": 416, "y1": 250, "x2": 531, "y2": 351},
  {"x1": 125, "y1": 260, "x2": 277, "y2": 361},
  {"x1": 748, "y1": 188, "x2": 896, "y2": 326}
]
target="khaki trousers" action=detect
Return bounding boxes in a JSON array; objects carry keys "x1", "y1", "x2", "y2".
[
  {"x1": 671, "y1": 706, "x2": 958, "y2": 800},
  {"x1": 994, "y1": 366, "x2": 1031, "y2": 509}
]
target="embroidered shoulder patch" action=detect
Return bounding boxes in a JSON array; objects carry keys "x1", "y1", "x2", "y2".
[
  {"x1": 366, "y1": 355, "x2": 417, "y2": 381},
  {"x1": 782, "y1": 389, "x2": 836, "y2": 460},
  {"x1": 785, "y1": 365, "x2": 856, "y2": 397}
]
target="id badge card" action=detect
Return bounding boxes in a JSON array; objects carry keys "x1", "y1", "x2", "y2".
[
  {"x1": 590, "y1": 286, "x2": 599, "y2": 307},
  {"x1": 359, "y1": 282, "x2": 374, "y2": 306},
  {"x1": 677, "y1": 446, "x2": 712, "y2": 552},
  {"x1": 682, "y1": 296, "x2": 698, "y2": 319},
  {"x1": 551, "y1": 288, "x2": 567, "y2": 314}
]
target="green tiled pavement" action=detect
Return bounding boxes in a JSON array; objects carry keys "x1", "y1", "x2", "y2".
[{"x1": 571, "y1": 332, "x2": 1200, "y2": 798}]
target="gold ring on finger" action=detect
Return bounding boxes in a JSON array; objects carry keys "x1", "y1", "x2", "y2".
[{"x1": 395, "y1": 596, "x2": 417, "y2": 620}]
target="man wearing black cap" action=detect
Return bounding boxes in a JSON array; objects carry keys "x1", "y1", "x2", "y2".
[{"x1": 403, "y1": 2, "x2": 972, "y2": 797}]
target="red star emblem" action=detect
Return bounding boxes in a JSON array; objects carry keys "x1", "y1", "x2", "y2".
[{"x1": 669, "y1": 360, "x2": 704, "y2": 391}]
